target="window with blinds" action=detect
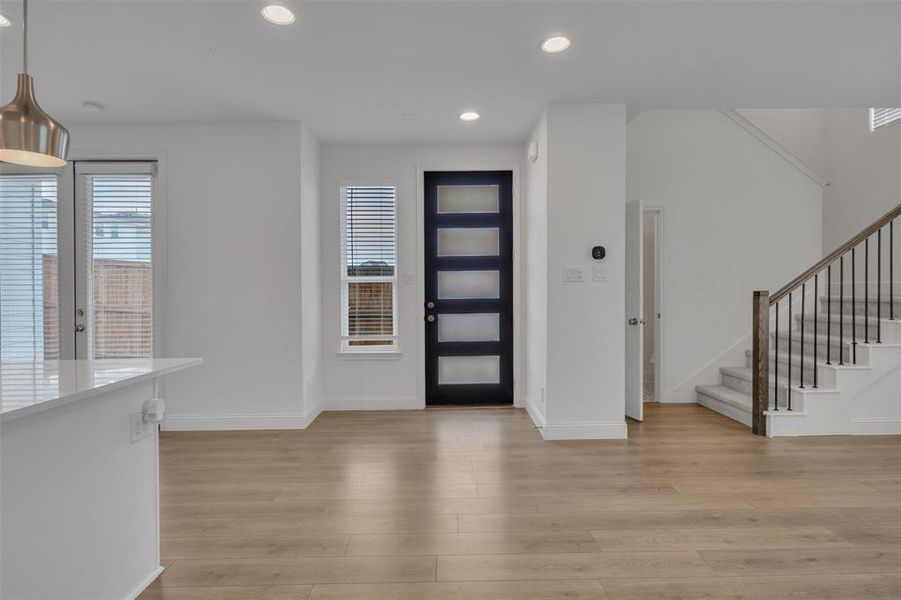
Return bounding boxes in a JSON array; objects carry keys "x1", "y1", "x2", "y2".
[
  {"x1": 870, "y1": 108, "x2": 901, "y2": 131},
  {"x1": 0, "y1": 175, "x2": 59, "y2": 360},
  {"x1": 80, "y1": 172, "x2": 153, "y2": 359},
  {"x1": 340, "y1": 185, "x2": 397, "y2": 351}
]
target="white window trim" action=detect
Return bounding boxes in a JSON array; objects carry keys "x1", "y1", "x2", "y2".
[{"x1": 338, "y1": 182, "x2": 399, "y2": 354}]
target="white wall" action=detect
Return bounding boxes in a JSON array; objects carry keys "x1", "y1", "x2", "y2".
[
  {"x1": 67, "y1": 122, "x2": 320, "y2": 429},
  {"x1": 740, "y1": 108, "x2": 901, "y2": 254},
  {"x1": 524, "y1": 103, "x2": 628, "y2": 439},
  {"x1": 300, "y1": 128, "x2": 323, "y2": 419},
  {"x1": 821, "y1": 110, "x2": 900, "y2": 253},
  {"x1": 318, "y1": 143, "x2": 522, "y2": 409},
  {"x1": 627, "y1": 110, "x2": 823, "y2": 403},
  {"x1": 523, "y1": 111, "x2": 548, "y2": 426}
]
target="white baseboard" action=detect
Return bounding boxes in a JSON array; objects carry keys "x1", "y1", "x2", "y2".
[
  {"x1": 162, "y1": 410, "x2": 320, "y2": 431},
  {"x1": 325, "y1": 396, "x2": 423, "y2": 411},
  {"x1": 540, "y1": 420, "x2": 628, "y2": 440},
  {"x1": 851, "y1": 417, "x2": 901, "y2": 435},
  {"x1": 125, "y1": 565, "x2": 164, "y2": 600},
  {"x1": 524, "y1": 397, "x2": 546, "y2": 429}
]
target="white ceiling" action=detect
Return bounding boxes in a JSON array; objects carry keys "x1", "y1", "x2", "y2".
[{"x1": 1, "y1": 1, "x2": 899, "y2": 143}]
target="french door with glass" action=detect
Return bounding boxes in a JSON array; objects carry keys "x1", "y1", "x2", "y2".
[
  {"x1": 423, "y1": 171, "x2": 513, "y2": 405},
  {"x1": 0, "y1": 161, "x2": 157, "y2": 361}
]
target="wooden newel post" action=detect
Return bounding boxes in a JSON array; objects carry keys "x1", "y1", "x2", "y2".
[{"x1": 752, "y1": 290, "x2": 770, "y2": 436}]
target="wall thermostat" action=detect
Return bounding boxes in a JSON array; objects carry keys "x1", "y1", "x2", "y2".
[{"x1": 591, "y1": 246, "x2": 606, "y2": 260}]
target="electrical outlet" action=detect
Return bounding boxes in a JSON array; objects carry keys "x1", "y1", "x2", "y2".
[{"x1": 131, "y1": 412, "x2": 153, "y2": 444}]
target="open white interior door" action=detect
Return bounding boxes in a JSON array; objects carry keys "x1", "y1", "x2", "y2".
[{"x1": 625, "y1": 199, "x2": 644, "y2": 421}]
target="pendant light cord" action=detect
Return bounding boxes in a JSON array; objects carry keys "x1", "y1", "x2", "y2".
[{"x1": 22, "y1": 0, "x2": 28, "y2": 73}]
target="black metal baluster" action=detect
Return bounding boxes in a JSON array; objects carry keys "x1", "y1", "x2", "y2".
[
  {"x1": 788, "y1": 293, "x2": 793, "y2": 412},
  {"x1": 827, "y1": 265, "x2": 832, "y2": 365},
  {"x1": 865, "y1": 238, "x2": 870, "y2": 343},
  {"x1": 813, "y1": 274, "x2": 819, "y2": 389},
  {"x1": 878, "y1": 228, "x2": 882, "y2": 343},
  {"x1": 891, "y1": 220, "x2": 895, "y2": 320},
  {"x1": 839, "y1": 256, "x2": 845, "y2": 365},
  {"x1": 852, "y1": 247, "x2": 857, "y2": 364},
  {"x1": 774, "y1": 302, "x2": 779, "y2": 411},
  {"x1": 800, "y1": 283, "x2": 806, "y2": 389}
]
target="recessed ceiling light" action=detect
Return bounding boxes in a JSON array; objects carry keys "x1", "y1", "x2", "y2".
[
  {"x1": 542, "y1": 35, "x2": 572, "y2": 54},
  {"x1": 459, "y1": 111, "x2": 480, "y2": 122},
  {"x1": 0, "y1": 14, "x2": 13, "y2": 27},
  {"x1": 261, "y1": 5, "x2": 295, "y2": 25}
]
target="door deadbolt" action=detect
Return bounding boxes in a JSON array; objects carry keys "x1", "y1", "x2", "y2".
[
  {"x1": 426, "y1": 315, "x2": 436, "y2": 322},
  {"x1": 75, "y1": 324, "x2": 85, "y2": 333},
  {"x1": 425, "y1": 301, "x2": 435, "y2": 309}
]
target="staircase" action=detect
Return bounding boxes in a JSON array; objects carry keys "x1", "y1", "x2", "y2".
[{"x1": 697, "y1": 204, "x2": 901, "y2": 436}]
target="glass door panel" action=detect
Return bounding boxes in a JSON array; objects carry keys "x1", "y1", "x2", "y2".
[
  {"x1": 437, "y1": 185, "x2": 499, "y2": 214},
  {"x1": 437, "y1": 270, "x2": 500, "y2": 299},
  {"x1": 438, "y1": 355, "x2": 501, "y2": 385},
  {"x1": 75, "y1": 163, "x2": 155, "y2": 359},
  {"x1": 437, "y1": 227, "x2": 499, "y2": 257},
  {"x1": 437, "y1": 313, "x2": 500, "y2": 343},
  {"x1": 0, "y1": 174, "x2": 60, "y2": 359}
]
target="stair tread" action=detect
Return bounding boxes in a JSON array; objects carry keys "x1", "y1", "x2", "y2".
[
  {"x1": 696, "y1": 385, "x2": 752, "y2": 411},
  {"x1": 721, "y1": 366, "x2": 799, "y2": 386}
]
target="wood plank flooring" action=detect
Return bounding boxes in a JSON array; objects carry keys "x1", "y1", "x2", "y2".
[{"x1": 140, "y1": 404, "x2": 901, "y2": 599}]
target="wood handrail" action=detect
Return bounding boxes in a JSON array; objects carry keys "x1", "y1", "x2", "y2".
[{"x1": 770, "y1": 203, "x2": 901, "y2": 304}]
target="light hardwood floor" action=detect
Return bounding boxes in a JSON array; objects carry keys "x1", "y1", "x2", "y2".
[{"x1": 140, "y1": 404, "x2": 901, "y2": 599}]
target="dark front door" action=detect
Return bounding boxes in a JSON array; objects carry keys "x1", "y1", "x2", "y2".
[{"x1": 424, "y1": 171, "x2": 513, "y2": 405}]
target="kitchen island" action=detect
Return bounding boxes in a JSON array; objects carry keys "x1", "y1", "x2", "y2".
[{"x1": 0, "y1": 358, "x2": 201, "y2": 600}]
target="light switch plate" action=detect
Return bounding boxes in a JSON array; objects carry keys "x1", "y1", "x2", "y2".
[
  {"x1": 563, "y1": 266, "x2": 584, "y2": 282},
  {"x1": 593, "y1": 266, "x2": 608, "y2": 282}
]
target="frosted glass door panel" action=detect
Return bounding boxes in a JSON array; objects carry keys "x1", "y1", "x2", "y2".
[
  {"x1": 438, "y1": 355, "x2": 500, "y2": 385},
  {"x1": 437, "y1": 185, "x2": 499, "y2": 214},
  {"x1": 437, "y1": 270, "x2": 499, "y2": 299},
  {"x1": 437, "y1": 228, "x2": 499, "y2": 257},
  {"x1": 437, "y1": 313, "x2": 500, "y2": 342}
]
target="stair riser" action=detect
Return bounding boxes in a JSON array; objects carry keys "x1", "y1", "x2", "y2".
[
  {"x1": 818, "y1": 300, "x2": 899, "y2": 319},
  {"x1": 774, "y1": 338, "x2": 853, "y2": 363},
  {"x1": 744, "y1": 353, "x2": 818, "y2": 384},
  {"x1": 795, "y1": 317, "x2": 881, "y2": 340},
  {"x1": 722, "y1": 373, "x2": 795, "y2": 405}
]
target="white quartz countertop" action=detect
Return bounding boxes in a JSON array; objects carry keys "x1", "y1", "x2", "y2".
[{"x1": 0, "y1": 358, "x2": 202, "y2": 424}]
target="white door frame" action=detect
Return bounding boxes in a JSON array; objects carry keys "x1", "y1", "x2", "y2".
[{"x1": 415, "y1": 164, "x2": 522, "y2": 408}]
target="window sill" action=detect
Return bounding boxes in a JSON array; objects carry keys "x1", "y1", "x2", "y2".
[{"x1": 336, "y1": 350, "x2": 403, "y2": 360}]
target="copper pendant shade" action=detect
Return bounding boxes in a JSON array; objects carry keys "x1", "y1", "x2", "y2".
[{"x1": 0, "y1": 0, "x2": 69, "y2": 167}]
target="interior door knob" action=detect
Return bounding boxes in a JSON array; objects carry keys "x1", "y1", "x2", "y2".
[{"x1": 628, "y1": 317, "x2": 640, "y2": 326}]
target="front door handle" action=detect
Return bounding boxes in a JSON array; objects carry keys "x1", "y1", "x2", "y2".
[{"x1": 425, "y1": 315, "x2": 435, "y2": 323}]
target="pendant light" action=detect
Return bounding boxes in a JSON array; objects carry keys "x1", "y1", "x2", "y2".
[{"x1": 0, "y1": 0, "x2": 69, "y2": 167}]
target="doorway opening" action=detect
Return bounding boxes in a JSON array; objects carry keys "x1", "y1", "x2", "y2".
[{"x1": 642, "y1": 209, "x2": 662, "y2": 403}]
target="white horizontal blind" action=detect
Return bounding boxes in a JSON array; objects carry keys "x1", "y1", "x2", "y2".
[
  {"x1": 341, "y1": 185, "x2": 397, "y2": 350},
  {"x1": 81, "y1": 173, "x2": 153, "y2": 359},
  {"x1": 870, "y1": 108, "x2": 901, "y2": 131},
  {"x1": 0, "y1": 175, "x2": 59, "y2": 360}
]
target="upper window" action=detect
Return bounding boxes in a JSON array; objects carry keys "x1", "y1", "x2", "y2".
[
  {"x1": 870, "y1": 108, "x2": 901, "y2": 131},
  {"x1": 340, "y1": 185, "x2": 397, "y2": 352}
]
